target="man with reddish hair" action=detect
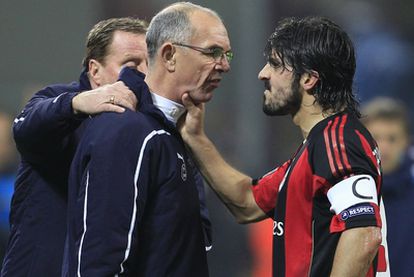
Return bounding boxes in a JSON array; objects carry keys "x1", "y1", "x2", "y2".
[{"x1": 2, "y1": 17, "x2": 147, "y2": 276}]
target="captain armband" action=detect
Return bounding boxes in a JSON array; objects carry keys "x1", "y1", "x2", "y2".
[{"x1": 327, "y1": 174, "x2": 378, "y2": 215}]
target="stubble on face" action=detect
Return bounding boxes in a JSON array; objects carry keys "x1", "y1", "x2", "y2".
[{"x1": 262, "y1": 76, "x2": 302, "y2": 116}]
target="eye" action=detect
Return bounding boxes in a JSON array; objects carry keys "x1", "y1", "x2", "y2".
[
  {"x1": 210, "y1": 48, "x2": 224, "y2": 59},
  {"x1": 269, "y1": 58, "x2": 282, "y2": 69}
]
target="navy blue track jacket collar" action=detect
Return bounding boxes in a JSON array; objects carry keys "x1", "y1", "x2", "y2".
[
  {"x1": 118, "y1": 67, "x2": 178, "y2": 132},
  {"x1": 79, "y1": 68, "x2": 92, "y2": 91}
]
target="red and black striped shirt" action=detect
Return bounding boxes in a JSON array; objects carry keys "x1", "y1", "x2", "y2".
[{"x1": 252, "y1": 111, "x2": 389, "y2": 277}]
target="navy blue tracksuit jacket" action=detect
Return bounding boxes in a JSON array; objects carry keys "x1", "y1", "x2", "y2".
[
  {"x1": 4, "y1": 68, "x2": 211, "y2": 276},
  {"x1": 1, "y1": 71, "x2": 91, "y2": 276},
  {"x1": 65, "y1": 67, "x2": 209, "y2": 276}
]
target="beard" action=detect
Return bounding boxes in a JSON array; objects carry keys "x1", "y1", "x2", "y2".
[{"x1": 262, "y1": 77, "x2": 302, "y2": 116}]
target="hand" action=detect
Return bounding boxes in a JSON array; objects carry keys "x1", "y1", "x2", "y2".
[
  {"x1": 72, "y1": 81, "x2": 138, "y2": 115},
  {"x1": 178, "y1": 93, "x2": 206, "y2": 143}
]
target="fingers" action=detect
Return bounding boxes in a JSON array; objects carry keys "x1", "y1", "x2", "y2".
[
  {"x1": 101, "y1": 103, "x2": 126, "y2": 113},
  {"x1": 182, "y1": 93, "x2": 196, "y2": 111},
  {"x1": 181, "y1": 93, "x2": 206, "y2": 118},
  {"x1": 109, "y1": 95, "x2": 135, "y2": 112},
  {"x1": 109, "y1": 95, "x2": 115, "y2": 105},
  {"x1": 72, "y1": 82, "x2": 138, "y2": 115},
  {"x1": 123, "y1": 92, "x2": 138, "y2": 111},
  {"x1": 106, "y1": 82, "x2": 137, "y2": 111}
]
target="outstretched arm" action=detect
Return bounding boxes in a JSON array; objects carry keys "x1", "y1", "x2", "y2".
[
  {"x1": 72, "y1": 81, "x2": 137, "y2": 115},
  {"x1": 179, "y1": 94, "x2": 265, "y2": 223},
  {"x1": 14, "y1": 81, "x2": 137, "y2": 164}
]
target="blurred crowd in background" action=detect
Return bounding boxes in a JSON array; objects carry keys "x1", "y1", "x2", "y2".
[{"x1": 1, "y1": 0, "x2": 413, "y2": 276}]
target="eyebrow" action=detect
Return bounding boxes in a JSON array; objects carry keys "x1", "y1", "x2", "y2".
[
  {"x1": 206, "y1": 44, "x2": 232, "y2": 51},
  {"x1": 268, "y1": 57, "x2": 282, "y2": 66}
]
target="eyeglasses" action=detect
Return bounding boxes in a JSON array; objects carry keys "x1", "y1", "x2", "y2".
[{"x1": 172, "y1": 43, "x2": 233, "y2": 63}]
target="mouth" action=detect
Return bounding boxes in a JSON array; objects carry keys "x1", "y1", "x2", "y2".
[{"x1": 207, "y1": 78, "x2": 221, "y2": 89}]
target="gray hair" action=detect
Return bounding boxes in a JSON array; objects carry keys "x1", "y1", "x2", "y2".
[{"x1": 146, "y1": 2, "x2": 221, "y2": 65}]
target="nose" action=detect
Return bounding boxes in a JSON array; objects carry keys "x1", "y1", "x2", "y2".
[
  {"x1": 215, "y1": 56, "x2": 231, "y2": 72},
  {"x1": 258, "y1": 63, "x2": 269, "y2": 80}
]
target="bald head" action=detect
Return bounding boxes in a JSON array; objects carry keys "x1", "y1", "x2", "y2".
[{"x1": 146, "y1": 2, "x2": 223, "y2": 66}]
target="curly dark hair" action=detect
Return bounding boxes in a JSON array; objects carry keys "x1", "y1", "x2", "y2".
[{"x1": 265, "y1": 16, "x2": 360, "y2": 117}]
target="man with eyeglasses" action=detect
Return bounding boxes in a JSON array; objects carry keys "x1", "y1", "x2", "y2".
[
  {"x1": 64, "y1": 2, "x2": 231, "y2": 276},
  {"x1": 172, "y1": 42, "x2": 233, "y2": 65}
]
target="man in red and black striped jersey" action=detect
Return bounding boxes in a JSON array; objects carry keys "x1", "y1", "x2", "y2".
[{"x1": 180, "y1": 16, "x2": 390, "y2": 276}]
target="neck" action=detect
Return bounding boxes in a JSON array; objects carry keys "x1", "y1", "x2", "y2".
[
  {"x1": 292, "y1": 93, "x2": 334, "y2": 139},
  {"x1": 145, "y1": 69, "x2": 187, "y2": 125},
  {"x1": 145, "y1": 70, "x2": 182, "y2": 104},
  {"x1": 150, "y1": 93, "x2": 185, "y2": 125}
]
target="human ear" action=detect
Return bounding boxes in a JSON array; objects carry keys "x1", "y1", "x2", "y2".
[
  {"x1": 301, "y1": 71, "x2": 319, "y2": 91},
  {"x1": 88, "y1": 59, "x2": 103, "y2": 86},
  {"x1": 161, "y1": 43, "x2": 176, "y2": 72}
]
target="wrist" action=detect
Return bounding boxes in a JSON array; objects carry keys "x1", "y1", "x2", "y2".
[
  {"x1": 71, "y1": 93, "x2": 81, "y2": 115},
  {"x1": 70, "y1": 93, "x2": 88, "y2": 120}
]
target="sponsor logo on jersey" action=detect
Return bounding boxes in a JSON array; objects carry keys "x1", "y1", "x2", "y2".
[
  {"x1": 273, "y1": 220, "x2": 284, "y2": 236},
  {"x1": 177, "y1": 153, "x2": 187, "y2": 181},
  {"x1": 373, "y1": 147, "x2": 382, "y2": 175},
  {"x1": 340, "y1": 205, "x2": 374, "y2": 221}
]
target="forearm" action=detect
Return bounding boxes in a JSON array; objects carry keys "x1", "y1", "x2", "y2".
[
  {"x1": 330, "y1": 226, "x2": 381, "y2": 276},
  {"x1": 187, "y1": 134, "x2": 265, "y2": 223},
  {"x1": 14, "y1": 92, "x2": 82, "y2": 155}
]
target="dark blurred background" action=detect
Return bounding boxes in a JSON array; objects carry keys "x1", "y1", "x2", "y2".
[{"x1": 1, "y1": 0, "x2": 413, "y2": 276}]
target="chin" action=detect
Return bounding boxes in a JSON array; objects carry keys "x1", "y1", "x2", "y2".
[
  {"x1": 263, "y1": 106, "x2": 289, "y2": 116},
  {"x1": 191, "y1": 91, "x2": 214, "y2": 104},
  {"x1": 262, "y1": 101, "x2": 289, "y2": 116}
]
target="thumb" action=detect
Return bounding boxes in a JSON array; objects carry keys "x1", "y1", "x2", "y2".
[{"x1": 182, "y1": 93, "x2": 196, "y2": 111}]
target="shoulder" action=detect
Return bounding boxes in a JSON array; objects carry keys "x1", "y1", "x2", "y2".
[
  {"x1": 34, "y1": 81, "x2": 80, "y2": 98},
  {"x1": 309, "y1": 113, "x2": 375, "y2": 155},
  {"x1": 92, "y1": 110, "x2": 156, "y2": 132},
  {"x1": 308, "y1": 113, "x2": 379, "y2": 182},
  {"x1": 85, "y1": 110, "x2": 170, "y2": 148}
]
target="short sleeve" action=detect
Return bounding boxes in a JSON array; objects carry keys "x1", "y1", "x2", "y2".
[
  {"x1": 311, "y1": 119, "x2": 380, "y2": 186},
  {"x1": 251, "y1": 161, "x2": 291, "y2": 218},
  {"x1": 309, "y1": 115, "x2": 382, "y2": 232}
]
